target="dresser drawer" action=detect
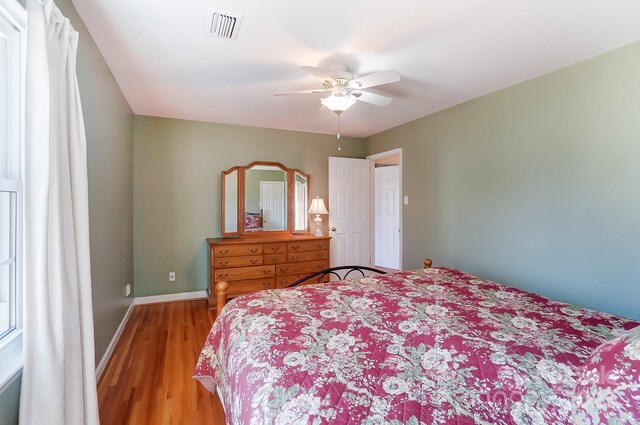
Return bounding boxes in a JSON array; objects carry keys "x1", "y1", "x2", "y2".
[
  {"x1": 263, "y1": 243, "x2": 286, "y2": 254},
  {"x1": 288, "y1": 250, "x2": 328, "y2": 262},
  {"x1": 227, "y1": 278, "x2": 275, "y2": 296},
  {"x1": 276, "y1": 260, "x2": 329, "y2": 276},
  {"x1": 213, "y1": 255, "x2": 262, "y2": 268},
  {"x1": 213, "y1": 244, "x2": 262, "y2": 257},
  {"x1": 214, "y1": 265, "x2": 275, "y2": 281},
  {"x1": 277, "y1": 274, "x2": 330, "y2": 288},
  {"x1": 276, "y1": 274, "x2": 307, "y2": 288},
  {"x1": 264, "y1": 253, "x2": 287, "y2": 265},
  {"x1": 288, "y1": 240, "x2": 329, "y2": 252}
]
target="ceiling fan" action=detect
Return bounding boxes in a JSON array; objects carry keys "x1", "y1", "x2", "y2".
[{"x1": 274, "y1": 65, "x2": 401, "y2": 114}]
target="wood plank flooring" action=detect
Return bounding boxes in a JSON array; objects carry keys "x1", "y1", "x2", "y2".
[{"x1": 98, "y1": 300, "x2": 224, "y2": 424}]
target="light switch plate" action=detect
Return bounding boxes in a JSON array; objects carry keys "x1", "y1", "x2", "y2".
[{"x1": 403, "y1": 196, "x2": 409, "y2": 205}]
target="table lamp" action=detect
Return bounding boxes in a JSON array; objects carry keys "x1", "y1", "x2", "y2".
[{"x1": 307, "y1": 196, "x2": 329, "y2": 237}]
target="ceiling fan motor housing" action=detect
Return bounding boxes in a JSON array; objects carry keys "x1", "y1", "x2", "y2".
[{"x1": 332, "y1": 87, "x2": 350, "y2": 97}]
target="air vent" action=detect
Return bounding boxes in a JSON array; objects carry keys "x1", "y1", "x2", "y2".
[{"x1": 208, "y1": 9, "x2": 243, "y2": 40}]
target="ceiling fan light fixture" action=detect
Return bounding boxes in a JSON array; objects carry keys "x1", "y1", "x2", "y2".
[{"x1": 320, "y1": 93, "x2": 357, "y2": 113}]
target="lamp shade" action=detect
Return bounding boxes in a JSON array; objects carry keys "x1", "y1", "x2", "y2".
[
  {"x1": 307, "y1": 197, "x2": 329, "y2": 215},
  {"x1": 320, "y1": 93, "x2": 357, "y2": 113}
]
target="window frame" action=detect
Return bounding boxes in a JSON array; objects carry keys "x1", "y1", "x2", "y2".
[
  {"x1": 0, "y1": 179, "x2": 24, "y2": 344},
  {"x1": 0, "y1": 0, "x2": 25, "y2": 391}
]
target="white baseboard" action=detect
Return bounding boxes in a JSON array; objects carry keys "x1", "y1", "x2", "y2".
[
  {"x1": 134, "y1": 290, "x2": 207, "y2": 305},
  {"x1": 96, "y1": 301, "x2": 134, "y2": 380}
]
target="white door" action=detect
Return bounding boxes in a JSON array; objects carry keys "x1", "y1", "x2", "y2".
[
  {"x1": 374, "y1": 166, "x2": 400, "y2": 269},
  {"x1": 328, "y1": 157, "x2": 372, "y2": 266},
  {"x1": 260, "y1": 181, "x2": 285, "y2": 230}
]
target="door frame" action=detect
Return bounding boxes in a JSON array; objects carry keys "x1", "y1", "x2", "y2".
[{"x1": 367, "y1": 148, "x2": 403, "y2": 270}]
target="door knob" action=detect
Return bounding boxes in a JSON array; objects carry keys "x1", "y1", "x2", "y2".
[{"x1": 330, "y1": 227, "x2": 336, "y2": 232}]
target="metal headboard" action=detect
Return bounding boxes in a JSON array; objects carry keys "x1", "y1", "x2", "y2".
[{"x1": 285, "y1": 265, "x2": 388, "y2": 288}]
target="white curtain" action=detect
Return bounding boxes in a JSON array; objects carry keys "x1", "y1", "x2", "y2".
[{"x1": 20, "y1": 1, "x2": 100, "y2": 424}]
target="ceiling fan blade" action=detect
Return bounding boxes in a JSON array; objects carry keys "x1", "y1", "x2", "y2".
[
  {"x1": 349, "y1": 70, "x2": 400, "y2": 89},
  {"x1": 352, "y1": 90, "x2": 392, "y2": 107},
  {"x1": 274, "y1": 88, "x2": 330, "y2": 96},
  {"x1": 301, "y1": 66, "x2": 335, "y2": 83}
]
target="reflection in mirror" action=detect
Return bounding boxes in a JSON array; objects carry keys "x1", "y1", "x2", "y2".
[
  {"x1": 245, "y1": 165, "x2": 287, "y2": 231},
  {"x1": 294, "y1": 172, "x2": 308, "y2": 231},
  {"x1": 223, "y1": 169, "x2": 238, "y2": 233}
]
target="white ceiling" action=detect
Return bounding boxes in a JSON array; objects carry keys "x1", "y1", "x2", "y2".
[{"x1": 71, "y1": 0, "x2": 640, "y2": 138}]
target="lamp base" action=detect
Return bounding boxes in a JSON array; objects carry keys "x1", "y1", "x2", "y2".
[{"x1": 313, "y1": 215, "x2": 323, "y2": 237}]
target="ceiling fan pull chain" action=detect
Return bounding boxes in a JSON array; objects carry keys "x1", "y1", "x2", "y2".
[{"x1": 337, "y1": 114, "x2": 342, "y2": 151}]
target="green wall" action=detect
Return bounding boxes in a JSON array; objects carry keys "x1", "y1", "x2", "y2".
[
  {"x1": 133, "y1": 116, "x2": 366, "y2": 297},
  {"x1": 366, "y1": 42, "x2": 640, "y2": 320},
  {"x1": 0, "y1": 0, "x2": 135, "y2": 422},
  {"x1": 0, "y1": 373, "x2": 20, "y2": 425}
]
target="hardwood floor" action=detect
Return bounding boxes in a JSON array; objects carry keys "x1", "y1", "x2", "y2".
[{"x1": 98, "y1": 300, "x2": 224, "y2": 424}]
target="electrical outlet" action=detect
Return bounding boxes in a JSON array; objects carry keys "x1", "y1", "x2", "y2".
[{"x1": 169, "y1": 272, "x2": 176, "y2": 282}]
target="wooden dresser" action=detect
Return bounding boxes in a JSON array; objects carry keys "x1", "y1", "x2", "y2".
[{"x1": 207, "y1": 235, "x2": 331, "y2": 309}]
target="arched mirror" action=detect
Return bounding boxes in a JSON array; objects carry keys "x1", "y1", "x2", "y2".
[
  {"x1": 222, "y1": 167, "x2": 239, "y2": 234},
  {"x1": 293, "y1": 171, "x2": 308, "y2": 232},
  {"x1": 221, "y1": 161, "x2": 310, "y2": 237},
  {"x1": 244, "y1": 164, "x2": 288, "y2": 232}
]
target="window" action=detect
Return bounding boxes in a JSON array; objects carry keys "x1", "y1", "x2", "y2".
[
  {"x1": 0, "y1": 185, "x2": 20, "y2": 340},
  {"x1": 0, "y1": 0, "x2": 25, "y2": 368}
]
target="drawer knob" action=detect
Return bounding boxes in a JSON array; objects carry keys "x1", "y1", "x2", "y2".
[
  {"x1": 219, "y1": 249, "x2": 229, "y2": 254},
  {"x1": 250, "y1": 259, "x2": 259, "y2": 264},
  {"x1": 291, "y1": 245, "x2": 299, "y2": 250},
  {"x1": 263, "y1": 269, "x2": 272, "y2": 275},
  {"x1": 271, "y1": 257, "x2": 280, "y2": 262},
  {"x1": 262, "y1": 282, "x2": 270, "y2": 288},
  {"x1": 292, "y1": 256, "x2": 299, "y2": 261},
  {"x1": 250, "y1": 248, "x2": 259, "y2": 253},
  {"x1": 220, "y1": 260, "x2": 229, "y2": 265},
  {"x1": 272, "y1": 246, "x2": 280, "y2": 252},
  {"x1": 316, "y1": 244, "x2": 324, "y2": 248},
  {"x1": 218, "y1": 272, "x2": 228, "y2": 279},
  {"x1": 317, "y1": 253, "x2": 323, "y2": 258},
  {"x1": 280, "y1": 267, "x2": 288, "y2": 273}
]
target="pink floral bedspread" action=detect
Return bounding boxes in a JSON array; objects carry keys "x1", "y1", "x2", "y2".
[
  {"x1": 245, "y1": 213, "x2": 262, "y2": 231},
  {"x1": 193, "y1": 268, "x2": 638, "y2": 424}
]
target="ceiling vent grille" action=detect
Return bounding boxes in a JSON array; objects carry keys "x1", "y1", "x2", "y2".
[{"x1": 208, "y1": 9, "x2": 243, "y2": 40}]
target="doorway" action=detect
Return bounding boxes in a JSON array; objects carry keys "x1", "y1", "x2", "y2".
[
  {"x1": 260, "y1": 181, "x2": 286, "y2": 230},
  {"x1": 367, "y1": 149, "x2": 402, "y2": 271},
  {"x1": 328, "y1": 157, "x2": 372, "y2": 267},
  {"x1": 327, "y1": 149, "x2": 403, "y2": 270}
]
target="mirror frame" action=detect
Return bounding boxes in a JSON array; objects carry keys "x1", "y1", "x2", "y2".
[
  {"x1": 221, "y1": 161, "x2": 310, "y2": 237},
  {"x1": 221, "y1": 165, "x2": 242, "y2": 237}
]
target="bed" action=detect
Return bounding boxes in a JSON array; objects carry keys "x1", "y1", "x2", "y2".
[{"x1": 194, "y1": 261, "x2": 640, "y2": 424}]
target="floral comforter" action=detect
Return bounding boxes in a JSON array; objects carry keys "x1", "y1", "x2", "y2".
[
  {"x1": 245, "y1": 213, "x2": 262, "y2": 231},
  {"x1": 193, "y1": 268, "x2": 638, "y2": 424}
]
